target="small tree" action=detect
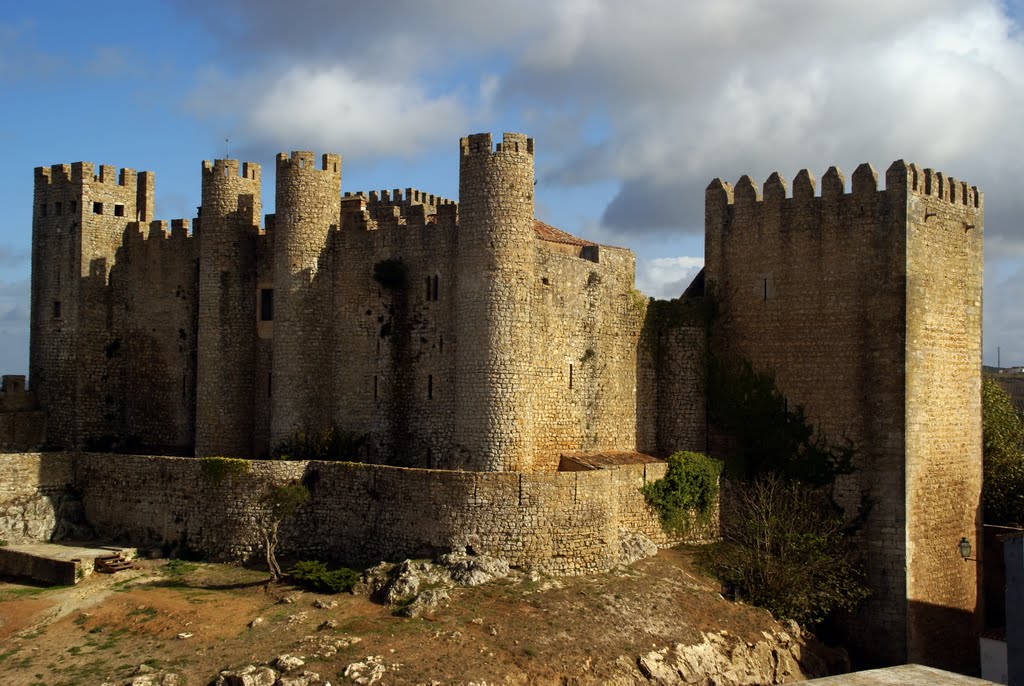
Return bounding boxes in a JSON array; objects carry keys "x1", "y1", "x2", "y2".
[
  {"x1": 701, "y1": 474, "x2": 870, "y2": 626},
  {"x1": 258, "y1": 483, "x2": 310, "y2": 581},
  {"x1": 983, "y1": 378, "x2": 1024, "y2": 526}
]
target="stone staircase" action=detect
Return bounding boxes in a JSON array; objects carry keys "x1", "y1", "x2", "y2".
[{"x1": 94, "y1": 549, "x2": 134, "y2": 574}]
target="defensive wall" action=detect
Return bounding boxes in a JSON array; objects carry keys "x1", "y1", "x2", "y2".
[
  {"x1": 0, "y1": 375, "x2": 45, "y2": 452},
  {"x1": 30, "y1": 134, "x2": 664, "y2": 468},
  {"x1": 0, "y1": 452, "x2": 711, "y2": 575},
  {"x1": 704, "y1": 162, "x2": 983, "y2": 670}
]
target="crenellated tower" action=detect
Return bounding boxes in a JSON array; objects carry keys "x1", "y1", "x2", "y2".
[
  {"x1": 30, "y1": 162, "x2": 154, "y2": 446},
  {"x1": 270, "y1": 152, "x2": 342, "y2": 447},
  {"x1": 195, "y1": 159, "x2": 261, "y2": 457},
  {"x1": 704, "y1": 161, "x2": 983, "y2": 669},
  {"x1": 454, "y1": 132, "x2": 537, "y2": 471}
]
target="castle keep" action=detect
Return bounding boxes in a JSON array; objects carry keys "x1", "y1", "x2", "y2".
[{"x1": 10, "y1": 132, "x2": 983, "y2": 669}]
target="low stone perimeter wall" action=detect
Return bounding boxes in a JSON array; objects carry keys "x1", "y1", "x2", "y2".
[{"x1": 0, "y1": 452, "x2": 717, "y2": 575}]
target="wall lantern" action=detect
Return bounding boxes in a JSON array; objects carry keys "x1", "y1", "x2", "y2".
[{"x1": 958, "y1": 536, "x2": 974, "y2": 562}]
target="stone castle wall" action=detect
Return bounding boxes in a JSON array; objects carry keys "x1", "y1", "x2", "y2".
[
  {"x1": 704, "y1": 162, "x2": 982, "y2": 670},
  {"x1": 30, "y1": 134, "x2": 647, "y2": 468},
  {"x1": 0, "y1": 452, "x2": 708, "y2": 575},
  {"x1": 902, "y1": 167, "x2": 984, "y2": 667}
]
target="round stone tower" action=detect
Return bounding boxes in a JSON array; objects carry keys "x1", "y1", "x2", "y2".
[
  {"x1": 196, "y1": 159, "x2": 261, "y2": 457},
  {"x1": 270, "y1": 152, "x2": 342, "y2": 447},
  {"x1": 454, "y1": 132, "x2": 536, "y2": 471}
]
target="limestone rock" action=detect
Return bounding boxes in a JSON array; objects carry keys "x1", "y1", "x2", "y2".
[
  {"x1": 395, "y1": 588, "x2": 450, "y2": 618},
  {"x1": 273, "y1": 654, "x2": 305, "y2": 673},
  {"x1": 342, "y1": 656, "x2": 386, "y2": 685},
  {"x1": 617, "y1": 530, "x2": 658, "y2": 566},
  {"x1": 437, "y1": 551, "x2": 510, "y2": 586},
  {"x1": 213, "y1": 665, "x2": 278, "y2": 686}
]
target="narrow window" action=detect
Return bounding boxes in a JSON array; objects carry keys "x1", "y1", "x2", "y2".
[
  {"x1": 373, "y1": 375, "x2": 378, "y2": 400},
  {"x1": 432, "y1": 275, "x2": 440, "y2": 301},
  {"x1": 114, "y1": 204, "x2": 125, "y2": 217},
  {"x1": 40, "y1": 203, "x2": 47, "y2": 218},
  {"x1": 54, "y1": 201, "x2": 62, "y2": 216},
  {"x1": 425, "y1": 275, "x2": 431, "y2": 301},
  {"x1": 428, "y1": 374, "x2": 433, "y2": 399},
  {"x1": 259, "y1": 288, "x2": 274, "y2": 321},
  {"x1": 426, "y1": 447, "x2": 432, "y2": 469},
  {"x1": 53, "y1": 301, "x2": 62, "y2": 317},
  {"x1": 267, "y1": 373, "x2": 272, "y2": 397},
  {"x1": 439, "y1": 335, "x2": 443, "y2": 354},
  {"x1": 569, "y1": 363, "x2": 574, "y2": 389},
  {"x1": 93, "y1": 201, "x2": 103, "y2": 215},
  {"x1": 763, "y1": 278, "x2": 768, "y2": 301},
  {"x1": 70, "y1": 201, "x2": 77, "y2": 212}
]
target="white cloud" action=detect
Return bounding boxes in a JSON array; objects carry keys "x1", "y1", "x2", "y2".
[
  {"x1": 189, "y1": 65, "x2": 472, "y2": 160},
  {"x1": 636, "y1": 256, "x2": 704, "y2": 300}
]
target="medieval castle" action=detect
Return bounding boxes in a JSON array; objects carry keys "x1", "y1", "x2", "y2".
[{"x1": 2, "y1": 132, "x2": 983, "y2": 670}]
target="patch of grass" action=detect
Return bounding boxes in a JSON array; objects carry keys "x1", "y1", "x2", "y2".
[
  {"x1": 73, "y1": 614, "x2": 89, "y2": 626},
  {"x1": 0, "y1": 647, "x2": 21, "y2": 662},
  {"x1": 162, "y1": 558, "x2": 199, "y2": 576},
  {"x1": 128, "y1": 606, "x2": 158, "y2": 621}
]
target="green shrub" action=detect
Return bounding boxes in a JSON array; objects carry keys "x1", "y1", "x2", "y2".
[
  {"x1": 700, "y1": 475, "x2": 870, "y2": 626},
  {"x1": 983, "y1": 377, "x2": 1024, "y2": 526},
  {"x1": 199, "y1": 456, "x2": 252, "y2": 483},
  {"x1": 288, "y1": 560, "x2": 360, "y2": 594},
  {"x1": 271, "y1": 425, "x2": 368, "y2": 462},
  {"x1": 641, "y1": 451, "x2": 722, "y2": 534}
]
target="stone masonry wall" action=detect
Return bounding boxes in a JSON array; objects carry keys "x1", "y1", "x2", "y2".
[
  {"x1": 902, "y1": 166, "x2": 983, "y2": 670},
  {"x1": 0, "y1": 452, "x2": 75, "y2": 544},
  {"x1": 0, "y1": 452, "x2": 707, "y2": 575},
  {"x1": 703, "y1": 162, "x2": 983, "y2": 670}
]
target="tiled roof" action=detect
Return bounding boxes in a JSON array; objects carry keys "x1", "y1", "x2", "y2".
[{"x1": 533, "y1": 220, "x2": 596, "y2": 247}]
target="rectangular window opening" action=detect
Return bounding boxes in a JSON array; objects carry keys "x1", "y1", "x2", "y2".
[
  {"x1": 114, "y1": 204, "x2": 125, "y2": 217},
  {"x1": 259, "y1": 288, "x2": 274, "y2": 321},
  {"x1": 569, "y1": 363, "x2": 574, "y2": 389},
  {"x1": 428, "y1": 374, "x2": 433, "y2": 399},
  {"x1": 53, "y1": 301, "x2": 62, "y2": 318},
  {"x1": 70, "y1": 201, "x2": 77, "y2": 213},
  {"x1": 54, "y1": 202, "x2": 62, "y2": 216},
  {"x1": 432, "y1": 275, "x2": 440, "y2": 301},
  {"x1": 40, "y1": 203, "x2": 47, "y2": 218},
  {"x1": 425, "y1": 275, "x2": 431, "y2": 301},
  {"x1": 92, "y1": 201, "x2": 103, "y2": 215},
  {"x1": 373, "y1": 375, "x2": 378, "y2": 400}
]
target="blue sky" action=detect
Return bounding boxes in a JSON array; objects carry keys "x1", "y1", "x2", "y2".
[{"x1": 2, "y1": 0, "x2": 1023, "y2": 376}]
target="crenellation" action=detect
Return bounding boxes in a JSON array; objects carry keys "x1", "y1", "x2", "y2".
[
  {"x1": 70, "y1": 161, "x2": 94, "y2": 182},
  {"x1": 734, "y1": 174, "x2": 760, "y2": 205},
  {"x1": 763, "y1": 171, "x2": 787, "y2": 203},
  {"x1": 821, "y1": 165, "x2": 845, "y2": 198},
  {"x1": 851, "y1": 162, "x2": 877, "y2": 195},
  {"x1": 793, "y1": 169, "x2": 815, "y2": 201},
  {"x1": 170, "y1": 218, "x2": 189, "y2": 238}
]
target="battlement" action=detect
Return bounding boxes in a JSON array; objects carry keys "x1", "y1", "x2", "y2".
[
  {"x1": 202, "y1": 159, "x2": 261, "y2": 182},
  {"x1": 460, "y1": 132, "x2": 534, "y2": 157},
  {"x1": 35, "y1": 163, "x2": 148, "y2": 187},
  {"x1": 137, "y1": 219, "x2": 193, "y2": 241},
  {"x1": 706, "y1": 160, "x2": 982, "y2": 213},
  {"x1": 275, "y1": 151, "x2": 341, "y2": 176},
  {"x1": 349, "y1": 187, "x2": 456, "y2": 207}
]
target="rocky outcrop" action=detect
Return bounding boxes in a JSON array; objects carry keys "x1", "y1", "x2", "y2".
[{"x1": 631, "y1": 623, "x2": 847, "y2": 685}]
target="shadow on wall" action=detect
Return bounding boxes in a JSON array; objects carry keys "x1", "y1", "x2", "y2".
[{"x1": 907, "y1": 599, "x2": 982, "y2": 675}]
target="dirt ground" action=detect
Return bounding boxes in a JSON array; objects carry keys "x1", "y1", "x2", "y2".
[{"x1": 0, "y1": 548, "x2": 822, "y2": 685}]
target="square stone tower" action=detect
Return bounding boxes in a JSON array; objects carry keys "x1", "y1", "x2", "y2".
[{"x1": 704, "y1": 161, "x2": 983, "y2": 669}]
